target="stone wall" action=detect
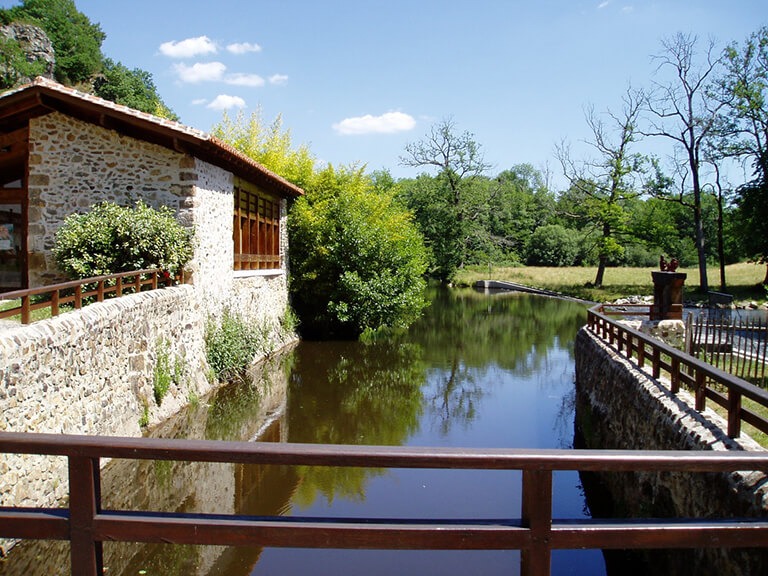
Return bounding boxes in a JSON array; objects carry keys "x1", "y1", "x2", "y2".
[
  {"x1": 185, "y1": 158, "x2": 234, "y2": 315},
  {"x1": 0, "y1": 276, "x2": 294, "y2": 514},
  {"x1": 0, "y1": 286, "x2": 208, "y2": 509},
  {"x1": 0, "y1": 350, "x2": 292, "y2": 573},
  {"x1": 574, "y1": 327, "x2": 768, "y2": 575},
  {"x1": 27, "y1": 112, "x2": 195, "y2": 286},
  {"x1": 230, "y1": 272, "x2": 290, "y2": 333}
]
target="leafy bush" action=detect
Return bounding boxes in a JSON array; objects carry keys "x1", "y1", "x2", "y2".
[
  {"x1": 53, "y1": 201, "x2": 192, "y2": 278},
  {"x1": 205, "y1": 310, "x2": 267, "y2": 382},
  {"x1": 620, "y1": 244, "x2": 659, "y2": 267},
  {"x1": 525, "y1": 224, "x2": 580, "y2": 267},
  {"x1": 289, "y1": 165, "x2": 429, "y2": 339}
]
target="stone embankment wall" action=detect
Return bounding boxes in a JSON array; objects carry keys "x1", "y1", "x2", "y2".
[
  {"x1": 0, "y1": 275, "x2": 294, "y2": 534},
  {"x1": 0, "y1": 350, "x2": 292, "y2": 574},
  {"x1": 574, "y1": 327, "x2": 768, "y2": 576}
]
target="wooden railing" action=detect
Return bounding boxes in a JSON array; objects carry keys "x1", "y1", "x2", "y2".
[
  {"x1": 1, "y1": 432, "x2": 768, "y2": 576},
  {"x1": 0, "y1": 269, "x2": 175, "y2": 325},
  {"x1": 588, "y1": 303, "x2": 768, "y2": 439}
]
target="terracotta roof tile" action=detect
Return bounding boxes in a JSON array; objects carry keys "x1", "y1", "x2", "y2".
[{"x1": 0, "y1": 77, "x2": 304, "y2": 197}]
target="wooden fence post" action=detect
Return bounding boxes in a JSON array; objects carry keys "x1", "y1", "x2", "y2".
[
  {"x1": 670, "y1": 357, "x2": 680, "y2": 394},
  {"x1": 728, "y1": 388, "x2": 742, "y2": 438},
  {"x1": 20, "y1": 294, "x2": 30, "y2": 324},
  {"x1": 68, "y1": 456, "x2": 103, "y2": 576},
  {"x1": 521, "y1": 469, "x2": 552, "y2": 576},
  {"x1": 695, "y1": 370, "x2": 706, "y2": 412}
]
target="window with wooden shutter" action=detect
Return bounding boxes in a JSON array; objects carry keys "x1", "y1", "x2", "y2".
[{"x1": 233, "y1": 180, "x2": 281, "y2": 270}]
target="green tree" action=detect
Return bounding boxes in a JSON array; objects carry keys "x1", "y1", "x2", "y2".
[
  {"x1": 212, "y1": 109, "x2": 316, "y2": 190},
  {"x1": 399, "y1": 118, "x2": 491, "y2": 281},
  {"x1": 525, "y1": 224, "x2": 580, "y2": 267},
  {"x1": 643, "y1": 33, "x2": 728, "y2": 293},
  {"x1": 213, "y1": 111, "x2": 430, "y2": 338},
  {"x1": 397, "y1": 173, "x2": 466, "y2": 280},
  {"x1": 717, "y1": 27, "x2": 768, "y2": 282},
  {"x1": 557, "y1": 91, "x2": 651, "y2": 286},
  {"x1": 735, "y1": 181, "x2": 768, "y2": 283},
  {"x1": 4, "y1": 0, "x2": 105, "y2": 84},
  {"x1": 93, "y1": 58, "x2": 178, "y2": 120},
  {"x1": 489, "y1": 165, "x2": 555, "y2": 260},
  {"x1": 289, "y1": 165, "x2": 429, "y2": 338},
  {"x1": 719, "y1": 26, "x2": 768, "y2": 186}
]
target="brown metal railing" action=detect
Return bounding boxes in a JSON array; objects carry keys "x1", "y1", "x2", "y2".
[
  {"x1": 1, "y1": 432, "x2": 768, "y2": 576},
  {"x1": 0, "y1": 269, "x2": 176, "y2": 324},
  {"x1": 588, "y1": 303, "x2": 768, "y2": 439}
]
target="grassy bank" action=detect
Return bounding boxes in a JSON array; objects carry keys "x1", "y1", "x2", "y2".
[{"x1": 455, "y1": 262, "x2": 767, "y2": 304}]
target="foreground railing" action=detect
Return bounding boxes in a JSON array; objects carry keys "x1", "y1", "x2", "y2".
[
  {"x1": 0, "y1": 269, "x2": 175, "y2": 324},
  {"x1": 1, "y1": 432, "x2": 768, "y2": 576},
  {"x1": 588, "y1": 303, "x2": 768, "y2": 439}
]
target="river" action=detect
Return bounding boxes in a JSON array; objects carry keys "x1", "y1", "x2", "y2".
[{"x1": 0, "y1": 287, "x2": 606, "y2": 575}]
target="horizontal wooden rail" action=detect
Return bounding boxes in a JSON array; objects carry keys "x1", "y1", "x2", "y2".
[
  {"x1": 0, "y1": 268, "x2": 177, "y2": 324},
  {"x1": 1, "y1": 432, "x2": 768, "y2": 576},
  {"x1": 588, "y1": 304, "x2": 768, "y2": 439}
]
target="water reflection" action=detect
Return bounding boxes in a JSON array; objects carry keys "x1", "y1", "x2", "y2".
[{"x1": 0, "y1": 288, "x2": 604, "y2": 575}]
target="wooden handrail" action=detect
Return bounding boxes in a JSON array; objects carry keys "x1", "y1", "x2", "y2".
[
  {"x1": 0, "y1": 269, "x2": 176, "y2": 325},
  {"x1": 588, "y1": 304, "x2": 768, "y2": 438},
  {"x1": 1, "y1": 432, "x2": 768, "y2": 576}
]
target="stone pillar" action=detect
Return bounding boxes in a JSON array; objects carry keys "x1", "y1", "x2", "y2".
[{"x1": 650, "y1": 271, "x2": 687, "y2": 321}]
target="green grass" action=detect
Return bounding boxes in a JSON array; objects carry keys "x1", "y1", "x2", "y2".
[
  {"x1": 0, "y1": 299, "x2": 76, "y2": 324},
  {"x1": 455, "y1": 262, "x2": 767, "y2": 304}
]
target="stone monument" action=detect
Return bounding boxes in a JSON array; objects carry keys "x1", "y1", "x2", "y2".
[{"x1": 642, "y1": 256, "x2": 687, "y2": 348}]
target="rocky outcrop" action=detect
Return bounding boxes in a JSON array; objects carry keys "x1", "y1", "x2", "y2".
[{"x1": 0, "y1": 22, "x2": 55, "y2": 83}]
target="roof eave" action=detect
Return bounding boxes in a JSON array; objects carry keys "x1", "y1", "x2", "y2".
[{"x1": 0, "y1": 80, "x2": 304, "y2": 198}]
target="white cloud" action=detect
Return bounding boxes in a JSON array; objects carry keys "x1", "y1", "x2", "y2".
[
  {"x1": 269, "y1": 74, "x2": 289, "y2": 86},
  {"x1": 332, "y1": 112, "x2": 416, "y2": 135},
  {"x1": 598, "y1": 1, "x2": 611, "y2": 8},
  {"x1": 159, "y1": 36, "x2": 218, "y2": 58},
  {"x1": 225, "y1": 73, "x2": 265, "y2": 87},
  {"x1": 174, "y1": 61, "x2": 226, "y2": 83},
  {"x1": 191, "y1": 98, "x2": 208, "y2": 106},
  {"x1": 227, "y1": 42, "x2": 262, "y2": 55},
  {"x1": 207, "y1": 95, "x2": 247, "y2": 110}
]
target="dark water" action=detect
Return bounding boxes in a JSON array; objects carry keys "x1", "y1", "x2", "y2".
[{"x1": 0, "y1": 288, "x2": 606, "y2": 575}]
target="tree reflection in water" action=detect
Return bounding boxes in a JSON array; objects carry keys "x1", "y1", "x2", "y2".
[{"x1": 0, "y1": 287, "x2": 598, "y2": 576}]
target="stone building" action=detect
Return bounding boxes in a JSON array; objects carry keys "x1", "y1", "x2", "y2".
[
  {"x1": 0, "y1": 76, "x2": 303, "y2": 316},
  {"x1": 0, "y1": 79, "x2": 304, "y2": 529}
]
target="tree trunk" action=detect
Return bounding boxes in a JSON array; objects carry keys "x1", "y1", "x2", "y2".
[
  {"x1": 594, "y1": 255, "x2": 606, "y2": 288},
  {"x1": 717, "y1": 191, "x2": 726, "y2": 291},
  {"x1": 693, "y1": 193, "x2": 709, "y2": 294}
]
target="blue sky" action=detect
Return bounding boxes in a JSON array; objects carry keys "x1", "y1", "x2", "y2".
[{"x1": 3, "y1": 1, "x2": 767, "y2": 187}]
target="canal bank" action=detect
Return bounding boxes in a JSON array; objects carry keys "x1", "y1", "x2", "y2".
[{"x1": 574, "y1": 325, "x2": 768, "y2": 575}]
